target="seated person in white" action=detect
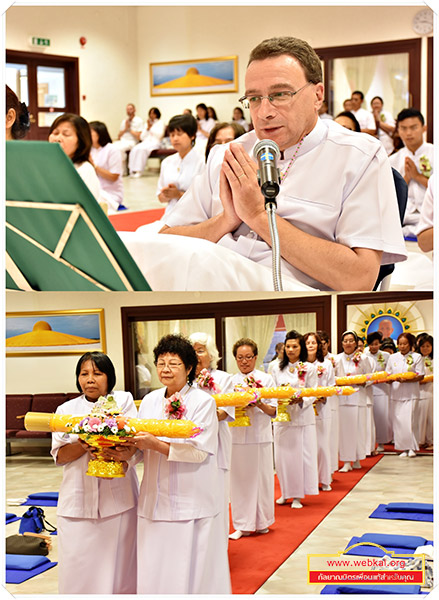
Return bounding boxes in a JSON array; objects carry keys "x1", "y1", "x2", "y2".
[
  {"x1": 48, "y1": 113, "x2": 101, "y2": 202},
  {"x1": 155, "y1": 36, "x2": 406, "y2": 291},
  {"x1": 389, "y1": 108, "x2": 433, "y2": 238},
  {"x1": 350, "y1": 90, "x2": 376, "y2": 134},
  {"x1": 370, "y1": 96, "x2": 395, "y2": 156},
  {"x1": 89, "y1": 120, "x2": 124, "y2": 213},
  {"x1": 232, "y1": 106, "x2": 250, "y2": 131},
  {"x1": 194, "y1": 103, "x2": 216, "y2": 155},
  {"x1": 417, "y1": 174, "x2": 434, "y2": 253},
  {"x1": 157, "y1": 114, "x2": 204, "y2": 218},
  {"x1": 129, "y1": 107, "x2": 165, "y2": 178},
  {"x1": 112, "y1": 103, "x2": 144, "y2": 164}
]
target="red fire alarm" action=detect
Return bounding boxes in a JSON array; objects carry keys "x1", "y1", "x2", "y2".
[{"x1": 79, "y1": 36, "x2": 87, "y2": 48}]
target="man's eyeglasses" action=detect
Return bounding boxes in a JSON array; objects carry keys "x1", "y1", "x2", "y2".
[
  {"x1": 236, "y1": 355, "x2": 255, "y2": 362},
  {"x1": 238, "y1": 82, "x2": 312, "y2": 110}
]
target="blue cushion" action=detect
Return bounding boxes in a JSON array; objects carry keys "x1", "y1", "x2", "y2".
[
  {"x1": 386, "y1": 502, "x2": 433, "y2": 514},
  {"x1": 27, "y1": 492, "x2": 59, "y2": 500},
  {"x1": 369, "y1": 504, "x2": 433, "y2": 522},
  {"x1": 360, "y1": 533, "x2": 427, "y2": 549},
  {"x1": 6, "y1": 554, "x2": 49, "y2": 570}
]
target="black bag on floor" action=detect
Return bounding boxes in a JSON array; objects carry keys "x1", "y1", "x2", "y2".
[{"x1": 6, "y1": 534, "x2": 49, "y2": 556}]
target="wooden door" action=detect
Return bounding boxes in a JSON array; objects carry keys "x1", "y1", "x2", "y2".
[{"x1": 6, "y1": 49, "x2": 79, "y2": 141}]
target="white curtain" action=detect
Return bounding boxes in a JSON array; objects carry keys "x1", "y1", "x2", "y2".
[
  {"x1": 224, "y1": 314, "x2": 278, "y2": 375},
  {"x1": 282, "y1": 313, "x2": 317, "y2": 337}
]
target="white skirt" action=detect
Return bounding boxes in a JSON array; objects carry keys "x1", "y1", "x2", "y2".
[
  {"x1": 330, "y1": 404, "x2": 340, "y2": 472},
  {"x1": 274, "y1": 423, "x2": 319, "y2": 499},
  {"x1": 316, "y1": 416, "x2": 332, "y2": 486},
  {"x1": 57, "y1": 507, "x2": 137, "y2": 594},
  {"x1": 230, "y1": 442, "x2": 275, "y2": 531},
  {"x1": 391, "y1": 399, "x2": 419, "y2": 452},
  {"x1": 137, "y1": 513, "x2": 231, "y2": 594},
  {"x1": 372, "y1": 390, "x2": 393, "y2": 444},
  {"x1": 339, "y1": 405, "x2": 367, "y2": 462}
]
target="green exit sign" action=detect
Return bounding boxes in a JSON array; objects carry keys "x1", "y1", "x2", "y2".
[{"x1": 32, "y1": 37, "x2": 50, "y2": 47}]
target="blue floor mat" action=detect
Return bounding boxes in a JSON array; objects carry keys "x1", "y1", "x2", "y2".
[
  {"x1": 369, "y1": 503, "x2": 433, "y2": 523},
  {"x1": 6, "y1": 554, "x2": 57, "y2": 584},
  {"x1": 6, "y1": 513, "x2": 20, "y2": 524},
  {"x1": 21, "y1": 492, "x2": 59, "y2": 507},
  {"x1": 345, "y1": 533, "x2": 433, "y2": 557}
]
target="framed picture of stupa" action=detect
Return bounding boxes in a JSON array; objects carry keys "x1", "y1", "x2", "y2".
[
  {"x1": 6, "y1": 309, "x2": 106, "y2": 357},
  {"x1": 150, "y1": 56, "x2": 238, "y2": 96}
]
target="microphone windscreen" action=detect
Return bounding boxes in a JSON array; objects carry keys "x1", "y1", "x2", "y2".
[{"x1": 253, "y1": 139, "x2": 280, "y2": 160}]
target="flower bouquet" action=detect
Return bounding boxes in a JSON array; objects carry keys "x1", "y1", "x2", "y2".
[{"x1": 67, "y1": 395, "x2": 135, "y2": 478}]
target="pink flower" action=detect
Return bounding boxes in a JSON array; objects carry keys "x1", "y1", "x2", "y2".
[
  {"x1": 244, "y1": 375, "x2": 263, "y2": 388},
  {"x1": 165, "y1": 392, "x2": 186, "y2": 420},
  {"x1": 196, "y1": 369, "x2": 220, "y2": 393}
]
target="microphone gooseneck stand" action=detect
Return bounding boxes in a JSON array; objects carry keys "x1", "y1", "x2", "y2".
[{"x1": 264, "y1": 197, "x2": 283, "y2": 291}]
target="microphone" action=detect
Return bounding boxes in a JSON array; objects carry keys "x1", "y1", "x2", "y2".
[{"x1": 253, "y1": 139, "x2": 281, "y2": 201}]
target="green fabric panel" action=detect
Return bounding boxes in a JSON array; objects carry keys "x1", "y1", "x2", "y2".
[
  {"x1": 61, "y1": 215, "x2": 127, "y2": 289},
  {"x1": 6, "y1": 228, "x2": 103, "y2": 291},
  {"x1": 6, "y1": 141, "x2": 151, "y2": 291},
  {"x1": 6, "y1": 270, "x2": 20, "y2": 290},
  {"x1": 7, "y1": 206, "x2": 71, "y2": 253}
]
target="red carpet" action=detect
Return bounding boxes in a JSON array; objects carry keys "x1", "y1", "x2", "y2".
[
  {"x1": 228, "y1": 454, "x2": 383, "y2": 594},
  {"x1": 108, "y1": 208, "x2": 165, "y2": 231},
  {"x1": 382, "y1": 442, "x2": 433, "y2": 455}
]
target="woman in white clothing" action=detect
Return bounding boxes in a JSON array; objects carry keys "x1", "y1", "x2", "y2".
[
  {"x1": 364, "y1": 332, "x2": 392, "y2": 452},
  {"x1": 229, "y1": 338, "x2": 276, "y2": 539},
  {"x1": 51, "y1": 352, "x2": 138, "y2": 595},
  {"x1": 194, "y1": 103, "x2": 216, "y2": 155},
  {"x1": 317, "y1": 330, "x2": 339, "y2": 474},
  {"x1": 416, "y1": 334, "x2": 433, "y2": 449},
  {"x1": 232, "y1": 106, "x2": 250, "y2": 131},
  {"x1": 304, "y1": 332, "x2": 334, "y2": 491},
  {"x1": 271, "y1": 330, "x2": 319, "y2": 508},
  {"x1": 126, "y1": 334, "x2": 231, "y2": 594},
  {"x1": 48, "y1": 113, "x2": 101, "y2": 201},
  {"x1": 189, "y1": 331, "x2": 234, "y2": 540},
  {"x1": 335, "y1": 331, "x2": 370, "y2": 472},
  {"x1": 157, "y1": 114, "x2": 204, "y2": 218},
  {"x1": 129, "y1": 107, "x2": 165, "y2": 177},
  {"x1": 387, "y1": 333, "x2": 424, "y2": 457},
  {"x1": 89, "y1": 120, "x2": 124, "y2": 212}
]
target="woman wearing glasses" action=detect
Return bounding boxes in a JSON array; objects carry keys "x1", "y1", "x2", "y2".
[
  {"x1": 229, "y1": 338, "x2": 277, "y2": 540},
  {"x1": 189, "y1": 332, "x2": 234, "y2": 539},
  {"x1": 126, "y1": 334, "x2": 231, "y2": 594}
]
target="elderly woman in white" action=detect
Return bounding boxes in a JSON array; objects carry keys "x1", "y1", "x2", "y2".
[
  {"x1": 126, "y1": 334, "x2": 231, "y2": 594},
  {"x1": 189, "y1": 331, "x2": 234, "y2": 539}
]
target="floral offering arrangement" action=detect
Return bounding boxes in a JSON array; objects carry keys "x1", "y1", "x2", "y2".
[
  {"x1": 196, "y1": 369, "x2": 221, "y2": 393},
  {"x1": 69, "y1": 395, "x2": 133, "y2": 438},
  {"x1": 386, "y1": 371, "x2": 419, "y2": 381},
  {"x1": 296, "y1": 362, "x2": 308, "y2": 384},
  {"x1": 316, "y1": 364, "x2": 326, "y2": 378},
  {"x1": 350, "y1": 351, "x2": 363, "y2": 367},
  {"x1": 165, "y1": 392, "x2": 186, "y2": 420}
]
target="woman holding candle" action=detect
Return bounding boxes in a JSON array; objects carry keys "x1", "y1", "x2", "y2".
[
  {"x1": 189, "y1": 331, "x2": 234, "y2": 539},
  {"x1": 127, "y1": 334, "x2": 231, "y2": 594},
  {"x1": 387, "y1": 333, "x2": 424, "y2": 457},
  {"x1": 51, "y1": 351, "x2": 138, "y2": 595},
  {"x1": 271, "y1": 330, "x2": 319, "y2": 508}
]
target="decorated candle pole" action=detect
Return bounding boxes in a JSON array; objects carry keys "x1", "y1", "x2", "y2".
[{"x1": 24, "y1": 395, "x2": 202, "y2": 478}]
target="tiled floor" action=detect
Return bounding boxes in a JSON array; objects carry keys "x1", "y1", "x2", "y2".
[{"x1": 5, "y1": 444, "x2": 433, "y2": 596}]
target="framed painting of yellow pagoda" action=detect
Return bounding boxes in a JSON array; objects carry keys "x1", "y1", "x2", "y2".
[
  {"x1": 150, "y1": 56, "x2": 238, "y2": 96},
  {"x1": 6, "y1": 309, "x2": 106, "y2": 356}
]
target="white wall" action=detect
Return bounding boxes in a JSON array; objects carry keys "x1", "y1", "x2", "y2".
[
  {"x1": 6, "y1": 5, "x2": 429, "y2": 137},
  {"x1": 6, "y1": 290, "x2": 307, "y2": 394},
  {"x1": 6, "y1": 291, "x2": 433, "y2": 395}
]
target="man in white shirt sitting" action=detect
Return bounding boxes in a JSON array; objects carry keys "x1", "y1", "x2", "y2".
[
  {"x1": 389, "y1": 108, "x2": 433, "y2": 238},
  {"x1": 112, "y1": 103, "x2": 144, "y2": 168},
  {"x1": 350, "y1": 90, "x2": 376, "y2": 135},
  {"x1": 156, "y1": 37, "x2": 406, "y2": 291}
]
